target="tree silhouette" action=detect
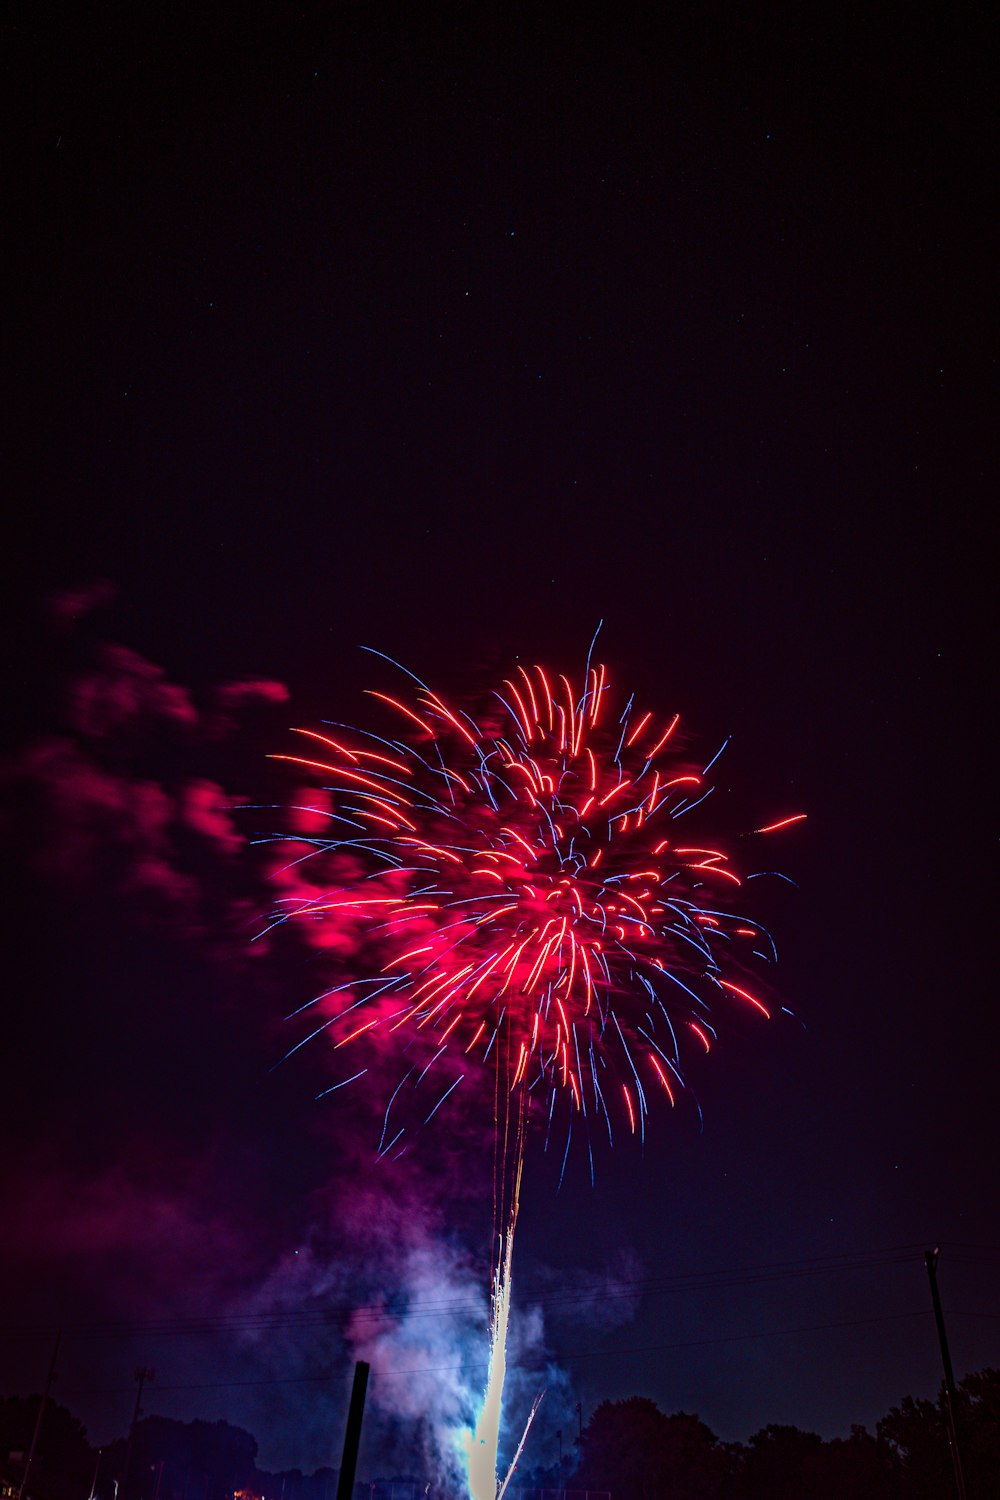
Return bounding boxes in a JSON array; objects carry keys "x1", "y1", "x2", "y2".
[
  {"x1": 102, "y1": 1416, "x2": 259, "y2": 1500},
  {"x1": 735, "y1": 1423, "x2": 826, "y2": 1500},
  {"x1": 878, "y1": 1366, "x2": 1000, "y2": 1500},
  {"x1": 576, "y1": 1397, "x2": 727, "y2": 1499},
  {"x1": 0, "y1": 1396, "x2": 93, "y2": 1500}
]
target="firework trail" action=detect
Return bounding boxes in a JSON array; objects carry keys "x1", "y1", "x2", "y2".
[
  {"x1": 262, "y1": 635, "x2": 803, "y2": 1494},
  {"x1": 465, "y1": 1149, "x2": 522, "y2": 1500}
]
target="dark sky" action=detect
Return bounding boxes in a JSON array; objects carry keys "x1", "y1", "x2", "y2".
[{"x1": 3, "y1": 3, "x2": 995, "y2": 1485}]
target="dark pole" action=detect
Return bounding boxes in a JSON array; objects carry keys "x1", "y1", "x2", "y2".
[
  {"x1": 17, "y1": 1329, "x2": 61, "y2": 1500},
  {"x1": 335, "y1": 1362, "x2": 370, "y2": 1500},
  {"x1": 925, "y1": 1248, "x2": 968, "y2": 1500},
  {"x1": 121, "y1": 1368, "x2": 155, "y2": 1500}
]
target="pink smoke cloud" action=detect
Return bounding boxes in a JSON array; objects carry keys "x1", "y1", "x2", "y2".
[
  {"x1": 13, "y1": 741, "x2": 235, "y2": 907},
  {"x1": 286, "y1": 789, "x2": 333, "y2": 836},
  {"x1": 215, "y1": 679, "x2": 290, "y2": 710},
  {"x1": 15, "y1": 738, "x2": 167, "y2": 878},
  {"x1": 70, "y1": 644, "x2": 199, "y2": 737},
  {"x1": 208, "y1": 678, "x2": 291, "y2": 739},
  {"x1": 6, "y1": 1154, "x2": 249, "y2": 1319},
  {"x1": 48, "y1": 579, "x2": 118, "y2": 626},
  {"x1": 2, "y1": 608, "x2": 292, "y2": 956},
  {"x1": 182, "y1": 778, "x2": 241, "y2": 850}
]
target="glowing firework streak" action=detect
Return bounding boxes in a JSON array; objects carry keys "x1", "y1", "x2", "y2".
[
  {"x1": 466, "y1": 1201, "x2": 518, "y2": 1499},
  {"x1": 464, "y1": 1148, "x2": 542, "y2": 1500}
]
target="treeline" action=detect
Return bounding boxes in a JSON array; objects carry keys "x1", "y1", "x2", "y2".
[
  {"x1": 536, "y1": 1368, "x2": 1000, "y2": 1500},
  {"x1": 0, "y1": 1404, "x2": 328, "y2": 1500},
  {"x1": 2, "y1": 1367, "x2": 998, "y2": 1500}
]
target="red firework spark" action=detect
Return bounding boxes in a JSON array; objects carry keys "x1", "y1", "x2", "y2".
[{"x1": 263, "y1": 647, "x2": 804, "y2": 1163}]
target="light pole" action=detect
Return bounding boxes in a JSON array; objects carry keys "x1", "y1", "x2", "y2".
[
  {"x1": 17, "y1": 1329, "x2": 61, "y2": 1500},
  {"x1": 121, "y1": 1368, "x2": 155, "y2": 1500},
  {"x1": 924, "y1": 1247, "x2": 968, "y2": 1500}
]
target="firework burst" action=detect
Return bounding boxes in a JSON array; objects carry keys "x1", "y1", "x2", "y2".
[
  {"x1": 264, "y1": 644, "x2": 800, "y2": 1170},
  {"x1": 261, "y1": 639, "x2": 803, "y2": 1496}
]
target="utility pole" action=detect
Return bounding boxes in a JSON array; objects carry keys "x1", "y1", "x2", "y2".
[
  {"x1": 121, "y1": 1369, "x2": 155, "y2": 1500},
  {"x1": 924, "y1": 1247, "x2": 968, "y2": 1500},
  {"x1": 335, "y1": 1361, "x2": 370, "y2": 1500},
  {"x1": 17, "y1": 1329, "x2": 61, "y2": 1500}
]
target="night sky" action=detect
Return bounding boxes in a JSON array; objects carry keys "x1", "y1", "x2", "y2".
[{"x1": 3, "y1": 4, "x2": 995, "y2": 1484}]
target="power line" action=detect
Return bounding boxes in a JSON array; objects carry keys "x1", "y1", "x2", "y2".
[
  {"x1": 0, "y1": 1243, "x2": 943, "y2": 1341},
  {"x1": 56, "y1": 1307, "x2": 942, "y2": 1397}
]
